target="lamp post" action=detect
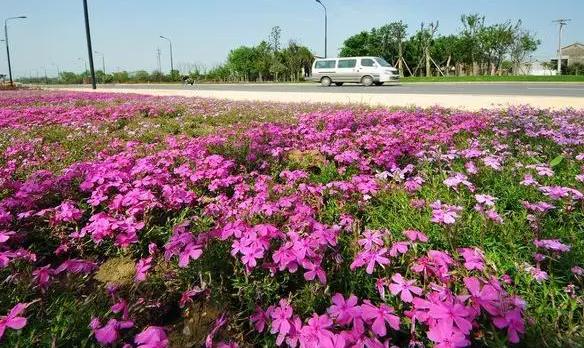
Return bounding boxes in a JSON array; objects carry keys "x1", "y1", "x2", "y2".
[
  {"x1": 315, "y1": 0, "x2": 327, "y2": 58},
  {"x1": 94, "y1": 50, "x2": 105, "y2": 73},
  {"x1": 4, "y1": 16, "x2": 26, "y2": 86},
  {"x1": 82, "y1": 0, "x2": 97, "y2": 89},
  {"x1": 159, "y1": 35, "x2": 174, "y2": 76}
]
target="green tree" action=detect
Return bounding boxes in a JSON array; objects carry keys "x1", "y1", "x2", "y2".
[
  {"x1": 254, "y1": 41, "x2": 272, "y2": 81},
  {"x1": 112, "y1": 71, "x2": 129, "y2": 83},
  {"x1": 460, "y1": 14, "x2": 485, "y2": 75},
  {"x1": 227, "y1": 46, "x2": 258, "y2": 81},
  {"x1": 339, "y1": 31, "x2": 371, "y2": 57},
  {"x1": 509, "y1": 27, "x2": 540, "y2": 75}
]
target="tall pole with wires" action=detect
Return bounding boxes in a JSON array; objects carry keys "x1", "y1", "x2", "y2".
[{"x1": 553, "y1": 18, "x2": 570, "y2": 75}]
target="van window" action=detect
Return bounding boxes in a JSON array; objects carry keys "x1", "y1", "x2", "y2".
[
  {"x1": 375, "y1": 57, "x2": 392, "y2": 67},
  {"x1": 360, "y1": 58, "x2": 376, "y2": 67},
  {"x1": 315, "y1": 60, "x2": 336, "y2": 69},
  {"x1": 337, "y1": 59, "x2": 357, "y2": 68}
]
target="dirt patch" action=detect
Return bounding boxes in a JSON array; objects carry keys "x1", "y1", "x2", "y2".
[
  {"x1": 288, "y1": 149, "x2": 328, "y2": 171},
  {"x1": 169, "y1": 302, "x2": 224, "y2": 347},
  {"x1": 94, "y1": 256, "x2": 135, "y2": 286}
]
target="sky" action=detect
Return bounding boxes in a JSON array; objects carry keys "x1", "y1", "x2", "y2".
[{"x1": 1, "y1": 0, "x2": 583, "y2": 78}]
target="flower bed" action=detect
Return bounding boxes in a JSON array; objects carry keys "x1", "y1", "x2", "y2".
[{"x1": 0, "y1": 91, "x2": 583, "y2": 347}]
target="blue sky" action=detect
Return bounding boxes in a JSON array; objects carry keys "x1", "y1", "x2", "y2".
[{"x1": 2, "y1": 0, "x2": 582, "y2": 77}]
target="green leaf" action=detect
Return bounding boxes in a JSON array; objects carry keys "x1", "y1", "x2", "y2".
[{"x1": 550, "y1": 155, "x2": 564, "y2": 167}]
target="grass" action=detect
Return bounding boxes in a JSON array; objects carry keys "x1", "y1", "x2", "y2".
[{"x1": 401, "y1": 75, "x2": 584, "y2": 83}]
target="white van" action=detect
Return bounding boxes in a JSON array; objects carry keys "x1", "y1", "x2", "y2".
[{"x1": 310, "y1": 56, "x2": 399, "y2": 86}]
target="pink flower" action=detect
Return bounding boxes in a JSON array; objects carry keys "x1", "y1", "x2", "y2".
[
  {"x1": 404, "y1": 229, "x2": 428, "y2": 243},
  {"x1": 520, "y1": 174, "x2": 538, "y2": 186},
  {"x1": 428, "y1": 299, "x2": 473, "y2": 334},
  {"x1": 493, "y1": 309, "x2": 525, "y2": 343},
  {"x1": 388, "y1": 273, "x2": 423, "y2": 303},
  {"x1": 178, "y1": 242, "x2": 203, "y2": 268},
  {"x1": 475, "y1": 194, "x2": 496, "y2": 207},
  {"x1": 135, "y1": 256, "x2": 152, "y2": 282},
  {"x1": 90, "y1": 318, "x2": 133, "y2": 345},
  {"x1": 389, "y1": 241, "x2": 409, "y2": 257},
  {"x1": 134, "y1": 326, "x2": 168, "y2": 348},
  {"x1": 427, "y1": 320, "x2": 470, "y2": 348},
  {"x1": 270, "y1": 299, "x2": 293, "y2": 337},
  {"x1": 358, "y1": 230, "x2": 384, "y2": 250},
  {"x1": 458, "y1": 248, "x2": 485, "y2": 271},
  {"x1": 465, "y1": 161, "x2": 478, "y2": 175},
  {"x1": 55, "y1": 259, "x2": 97, "y2": 274},
  {"x1": 525, "y1": 265, "x2": 548, "y2": 282},
  {"x1": 443, "y1": 173, "x2": 474, "y2": 192},
  {"x1": 0, "y1": 303, "x2": 29, "y2": 339},
  {"x1": 32, "y1": 265, "x2": 55, "y2": 291},
  {"x1": 327, "y1": 293, "x2": 361, "y2": 325},
  {"x1": 350, "y1": 248, "x2": 390, "y2": 274},
  {"x1": 303, "y1": 261, "x2": 327, "y2": 284},
  {"x1": 430, "y1": 201, "x2": 462, "y2": 225},
  {"x1": 53, "y1": 201, "x2": 83, "y2": 224},
  {"x1": 0, "y1": 230, "x2": 15, "y2": 244},
  {"x1": 464, "y1": 277, "x2": 500, "y2": 315},
  {"x1": 485, "y1": 209, "x2": 503, "y2": 224},
  {"x1": 179, "y1": 287, "x2": 204, "y2": 308},
  {"x1": 361, "y1": 301, "x2": 400, "y2": 337},
  {"x1": 571, "y1": 266, "x2": 584, "y2": 276},
  {"x1": 250, "y1": 307, "x2": 269, "y2": 333},
  {"x1": 376, "y1": 278, "x2": 386, "y2": 298},
  {"x1": 300, "y1": 314, "x2": 335, "y2": 346},
  {"x1": 533, "y1": 239, "x2": 571, "y2": 253}
]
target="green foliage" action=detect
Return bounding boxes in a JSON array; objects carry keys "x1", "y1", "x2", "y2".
[{"x1": 339, "y1": 14, "x2": 542, "y2": 77}]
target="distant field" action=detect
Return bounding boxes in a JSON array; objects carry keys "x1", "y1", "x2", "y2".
[{"x1": 401, "y1": 75, "x2": 584, "y2": 83}]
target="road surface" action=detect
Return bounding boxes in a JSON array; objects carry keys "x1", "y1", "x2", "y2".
[
  {"x1": 62, "y1": 82, "x2": 584, "y2": 97},
  {"x1": 53, "y1": 82, "x2": 584, "y2": 110}
]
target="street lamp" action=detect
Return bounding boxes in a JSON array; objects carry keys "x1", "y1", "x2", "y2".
[
  {"x1": 94, "y1": 50, "x2": 105, "y2": 73},
  {"x1": 315, "y1": 0, "x2": 327, "y2": 58},
  {"x1": 82, "y1": 0, "x2": 96, "y2": 89},
  {"x1": 159, "y1": 35, "x2": 174, "y2": 75},
  {"x1": 4, "y1": 16, "x2": 26, "y2": 86}
]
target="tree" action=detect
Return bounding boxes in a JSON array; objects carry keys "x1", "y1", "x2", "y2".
[
  {"x1": 460, "y1": 14, "x2": 485, "y2": 75},
  {"x1": 509, "y1": 27, "x2": 540, "y2": 75},
  {"x1": 431, "y1": 35, "x2": 463, "y2": 75},
  {"x1": 269, "y1": 26, "x2": 282, "y2": 52},
  {"x1": 59, "y1": 71, "x2": 82, "y2": 84},
  {"x1": 339, "y1": 31, "x2": 371, "y2": 57},
  {"x1": 254, "y1": 41, "x2": 272, "y2": 81},
  {"x1": 227, "y1": 46, "x2": 257, "y2": 81}
]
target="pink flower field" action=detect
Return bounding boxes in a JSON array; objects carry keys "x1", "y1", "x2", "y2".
[{"x1": 0, "y1": 90, "x2": 583, "y2": 347}]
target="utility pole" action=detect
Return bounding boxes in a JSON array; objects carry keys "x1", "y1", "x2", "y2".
[
  {"x1": 156, "y1": 47, "x2": 161, "y2": 73},
  {"x1": 553, "y1": 19, "x2": 570, "y2": 75},
  {"x1": 82, "y1": 0, "x2": 97, "y2": 89}
]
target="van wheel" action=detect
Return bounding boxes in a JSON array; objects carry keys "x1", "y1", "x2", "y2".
[
  {"x1": 320, "y1": 77, "x2": 332, "y2": 87},
  {"x1": 374, "y1": 82, "x2": 384, "y2": 86},
  {"x1": 361, "y1": 75, "x2": 374, "y2": 86},
  {"x1": 335, "y1": 82, "x2": 344, "y2": 86}
]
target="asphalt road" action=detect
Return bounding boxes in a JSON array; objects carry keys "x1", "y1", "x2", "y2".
[{"x1": 78, "y1": 82, "x2": 584, "y2": 97}]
